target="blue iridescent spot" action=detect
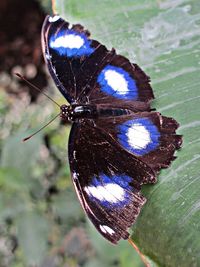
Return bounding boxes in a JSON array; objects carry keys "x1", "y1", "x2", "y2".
[
  {"x1": 97, "y1": 65, "x2": 138, "y2": 99},
  {"x1": 85, "y1": 174, "x2": 133, "y2": 208},
  {"x1": 117, "y1": 118, "x2": 160, "y2": 156},
  {"x1": 49, "y1": 29, "x2": 94, "y2": 57}
]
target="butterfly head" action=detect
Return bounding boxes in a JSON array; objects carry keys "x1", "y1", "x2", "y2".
[
  {"x1": 60, "y1": 103, "x2": 98, "y2": 122},
  {"x1": 60, "y1": 104, "x2": 72, "y2": 122}
]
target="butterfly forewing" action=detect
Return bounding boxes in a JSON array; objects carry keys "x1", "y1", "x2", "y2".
[
  {"x1": 42, "y1": 15, "x2": 109, "y2": 103},
  {"x1": 42, "y1": 16, "x2": 154, "y2": 111},
  {"x1": 81, "y1": 54, "x2": 154, "y2": 108}
]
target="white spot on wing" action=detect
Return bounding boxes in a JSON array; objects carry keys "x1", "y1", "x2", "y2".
[
  {"x1": 73, "y1": 172, "x2": 79, "y2": 180},
  {"x1": 127, "y1": 123, "x2": 151, "y2": 149},
  {"x1": 49, "y1": 15, "x2": 60, "y2": 22},
  {"x1": 50, "y1": 34, "x2": 84, "y2": 49},
  {"x1": 73, "y1": 150, "x2": 77, "y2": 159},
  {"x1": 105, "y1": 70, "x2": 128, "y2": 95},
  {"x1": 100, "y1": 225, "x2": 115, "y2": 235},
  {"x1": 45, "y1": 53, "x2": 51, "y2": 60},
  {"x1": 84, "y1": 183, "x2": 125, "y2": 203}
]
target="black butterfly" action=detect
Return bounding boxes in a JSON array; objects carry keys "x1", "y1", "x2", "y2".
[{"x1": 42, "y1": 15, "x2": 182, "y2": 244}]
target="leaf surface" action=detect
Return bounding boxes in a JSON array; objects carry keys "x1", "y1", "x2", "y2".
[{"x1": 53, "y1": 1, "x2": 200, "y2": 266}]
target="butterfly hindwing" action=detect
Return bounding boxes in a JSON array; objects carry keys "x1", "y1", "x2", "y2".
[
  {"x1": 95, "y1": 111, "x2": 182, "y2": 175},
  {"x1": 69, "y1": 112, "x2": 181, "y2": 243},
  {"x1": 68, "y1": 121, "x2": 155, "y2": 243}
]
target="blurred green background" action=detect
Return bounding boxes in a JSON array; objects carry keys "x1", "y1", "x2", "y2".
[{"x1": 0, "y1": 0, "x2": 200, "y2": 266}]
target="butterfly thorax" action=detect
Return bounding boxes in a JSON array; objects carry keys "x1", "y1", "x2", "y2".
[
  {"x1": 60, "y1": 104, "x2": 131, "y2": 122},
  {"x1": 60, "y1": 104, "x2": 98, "y2": 122}
]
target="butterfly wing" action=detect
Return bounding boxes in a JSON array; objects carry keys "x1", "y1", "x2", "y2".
[
  {"x1": 77, "y1": 53, "x2": 154, "y2": 112},
  {"x1": 69, "y1": 112, "x2": 182, "y2": 243},
  {"x1": 42, "y1": 15, "x2": 108, "y2": 103},
  {"x1": 95, "y1": 112, "x2": 182, "y2": 174},
  {"x1": 42, "y1": 15, "x2": 154, "y2": 111},
  {"x1": 69, "y1": 120, "x2": 155, "y2": 243}
]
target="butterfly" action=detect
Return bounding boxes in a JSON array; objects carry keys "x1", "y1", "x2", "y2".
[{"x1": 42, "y1": 15, "x2": 182, "y2": 244}]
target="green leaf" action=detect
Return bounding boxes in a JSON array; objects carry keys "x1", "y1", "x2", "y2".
[
  {"x1": 0, "y1": 192, "x2": 27, "y2": 222},
  {"x1": 16, "y1": 211, "x2": 49, "y2": 266},
  {"x1": 52, "y1": 189, "x2": 83, "y2": 224},
  {"x1": 1, "y1": 131, "x2": 43, "y2": 179},
  {"x1": 0, "y1": 168, "x2": 30, "y2": 191},
  {"x1": 55, "y1": 1, "x2": 200, "y2": 266}
]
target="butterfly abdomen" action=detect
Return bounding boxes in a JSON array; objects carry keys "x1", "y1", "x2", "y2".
[{"x1": 97, "y1": 106, "x2": 132, "y2": 117}]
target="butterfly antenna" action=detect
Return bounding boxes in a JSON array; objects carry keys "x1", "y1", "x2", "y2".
[
  {"x1": 15, "y1": 73, "x2": 60, "y2": 108},
  {"x1": 128, "y1": 238, "x2": 150, "y2": 267},
  {"x1": 23, "y1": 113, "x2": 60, "y2": 142}
]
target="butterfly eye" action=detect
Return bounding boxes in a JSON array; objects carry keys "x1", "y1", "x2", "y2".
[
  {"x1": 60, "y1": 104, "x2": 70, "y2": 120},
  {"x1": 60, "y1": 104, "x2": 68, "y2": 112}
]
